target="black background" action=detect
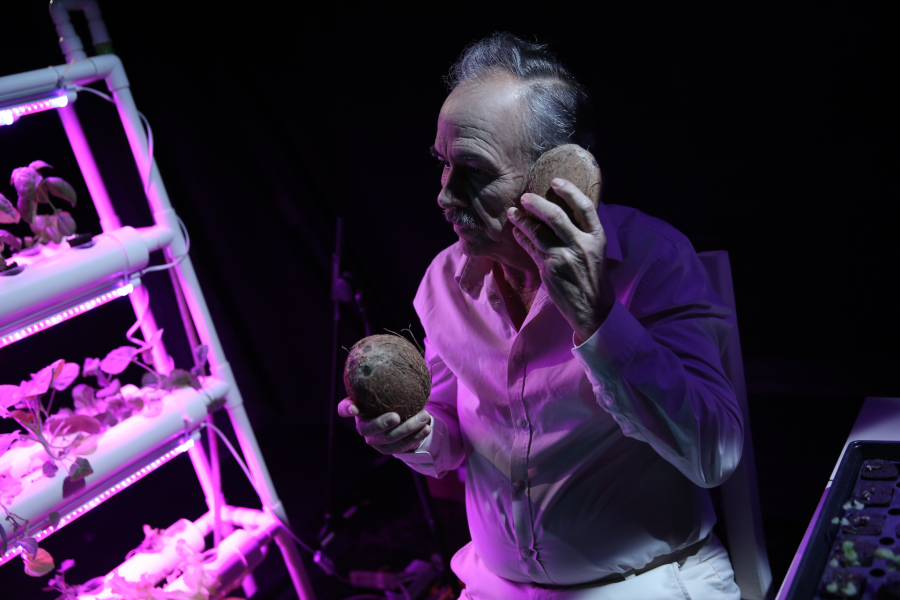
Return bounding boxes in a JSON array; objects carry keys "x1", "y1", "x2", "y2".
[{"x1": 1, "y1": 2, "x2": 897, "y2": 598}]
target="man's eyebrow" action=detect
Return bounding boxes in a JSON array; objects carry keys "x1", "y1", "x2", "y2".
[{"x1": 428, "y1": 145, "x2": 491, "y2": 165}]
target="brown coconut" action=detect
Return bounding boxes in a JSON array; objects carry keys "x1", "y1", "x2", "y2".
[
  {"x1": 343, "y1": 334, "x2": 431, "y2": 421},
  {"x1": 524, "y1": 144, "x2": 601, "y2": 224}
]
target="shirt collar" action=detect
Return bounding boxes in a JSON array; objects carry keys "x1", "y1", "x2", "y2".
[
  {"x1": 454, "y1": 201, "x2": 623, "y2": 300},
  {"x1": 455, "y1": 254, "x2": 493, "y2": 299}
]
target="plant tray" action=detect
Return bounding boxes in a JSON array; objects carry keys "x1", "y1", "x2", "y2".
[
  {"x1": 785, "y1": 441, "x2": 900, "y2": 600},
  {"x1": 0, "y1": 377, "x2": 228, "y2": 560}
]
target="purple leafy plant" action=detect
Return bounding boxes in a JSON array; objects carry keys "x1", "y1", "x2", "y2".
[{"x1": 0, "y1": 161, "x2": 77, "y2": 272}]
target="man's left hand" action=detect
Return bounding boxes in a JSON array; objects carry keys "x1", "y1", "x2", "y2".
[{"x1": 508, "y1": 178, "x2": 616, "y2": 345}]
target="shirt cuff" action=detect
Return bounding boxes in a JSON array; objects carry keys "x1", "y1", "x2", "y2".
[
  {"x1": 571, "y1": 300, "x2": 651, "y2": 443},
  {"x1": 571, "y1": 299, "x2": 644, "y2": 386},
  {"x1": 394, "y1": 415, "x2": 440, "y2": 477},
  {"x1": 410, "y1": 414, "x2": 435, "y2": 453}
]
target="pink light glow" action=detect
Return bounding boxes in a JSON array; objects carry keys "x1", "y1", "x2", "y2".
[
  {"x1": 0, "y1": 92, "x2": 69, "y2": 126},
  {"x1": 0, "y1": 439, "x2": 195, "y2": 566},
  {"x1": 0, "y1": 282, "x2": 134, "y2": 349}
]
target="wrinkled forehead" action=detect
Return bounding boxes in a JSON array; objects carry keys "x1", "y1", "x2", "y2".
[{"x1": 436, "y1": 76, "x2": 528, "y2": 159}]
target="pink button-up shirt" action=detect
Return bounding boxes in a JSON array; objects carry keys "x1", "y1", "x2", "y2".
[{"x1": 399, "y1": 202, "x2": 742, "y2": 586}]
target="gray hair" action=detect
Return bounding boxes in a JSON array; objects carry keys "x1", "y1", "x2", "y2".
[{"x1": 446, "y1": 32, "x2": 594, "y2": 168}]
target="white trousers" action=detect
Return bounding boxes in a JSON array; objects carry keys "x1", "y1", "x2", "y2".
[{"x1": 453, "y1": 535, "x2": 742, "y2": 600}]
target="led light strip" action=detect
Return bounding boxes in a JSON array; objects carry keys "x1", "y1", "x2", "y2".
[
  {"x1": 0, "y1": 282, "x2": 135, "y2": 349},
  {"x1": 0, "y1": 94, "x2": 69, "y2": 126},
  {"x1": 0, "y1": 439, "x2": 195, "y2": 566}
]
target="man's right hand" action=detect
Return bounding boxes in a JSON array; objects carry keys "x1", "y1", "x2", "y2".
[{"x1": 337, "y1": 398, "x2": 433, "y2": 455}]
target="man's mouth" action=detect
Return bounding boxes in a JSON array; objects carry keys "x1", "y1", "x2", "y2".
[{"x1": 444, "y1": 207, "x2": 483, "y2": 230}]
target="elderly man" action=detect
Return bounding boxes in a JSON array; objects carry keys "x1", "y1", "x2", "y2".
[{"x1": 339, "y1": 33, "x2": 743, "y2": 599}]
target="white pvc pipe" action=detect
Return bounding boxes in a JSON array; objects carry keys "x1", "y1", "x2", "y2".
[
  {"x1": 163, "y1": 514, "x2": 280, "y2": 598},
  {"x1": 57, "y1": 105, "x2": 117, "y2": 232},
  {"x1": 187, "y1": 441, "x2": 217, "y2": 513},
  {"x1": 0, "y1": 227, "x2": 148, "y2": 329},
  {"x1": 49, "y1": 0, "x2": 111, "y2": 63},
  {"x1": 0, "y1": 55, "x2": 125, "y2": 102},
  {"x1": 208, "y1": 416, "x2": 224, "y2": 547},
  {"x1": 275, "y1": 527, "x2": 318, "y2": 600},
  {"x1": 107, "y1": 81, "x2": 290, "y2": 526},
  {"x1": 77, "y1": 514, "x2": 210, "y2": 599},
  {"x1": 79, "y1": 51, "x2": 301, "y2": 595},
  {"x1": 57, "y1": 91, "x2": 173, "y2": 374}
]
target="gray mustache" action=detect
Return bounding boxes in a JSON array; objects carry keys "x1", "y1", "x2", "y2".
[{"x1": 444, "y1": 207, "x2": 483, "y2": 229}]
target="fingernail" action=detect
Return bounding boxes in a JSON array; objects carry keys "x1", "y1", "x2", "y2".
[
  {"x1": 551, "y1": 178, "x2": 564, "y2": 188},
  {"x1": 349, "y1": 405, "x2": 359, "y2": 416},
  {"x1": 418, "y1": 412, "x2": 430, "y2": 423},
  {"x1": 386, "y1": 416, "x2": 400, "y2": 427}
]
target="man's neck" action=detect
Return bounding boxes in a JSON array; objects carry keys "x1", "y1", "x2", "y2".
[{"x1": 492, "y1": 261, "x2": 542, "y2": 330}]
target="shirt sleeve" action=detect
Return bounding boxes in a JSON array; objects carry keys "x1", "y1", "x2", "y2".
[
  {"x1": 571, "y1": 239, "x2": 743, "y2": 488},
  {"x1": 394, "y1": 337, "x2": 466, "y2": 479}
]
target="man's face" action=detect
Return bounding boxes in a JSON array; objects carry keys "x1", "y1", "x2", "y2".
[{"x1": 432, "y1": 76, "x2": 531, "y2": 263}]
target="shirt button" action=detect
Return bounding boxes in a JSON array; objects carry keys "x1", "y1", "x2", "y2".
[
  {"x1": 513, "y1": 352, "x2": 523, "y2": 364},
  {"x1": 521, "y1": 548, "x2": 534, "y2": 559},
  {"x1": 512, "y1": 480, "x2": 525, "y2": 492},
  {"x1": 516, "y1": 417, "x2": 527, "y2": 429}
]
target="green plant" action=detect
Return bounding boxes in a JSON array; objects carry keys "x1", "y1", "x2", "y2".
[
  {"x1": 875, "y1": 547, "x2": 900, "y2": 571},
  {"x1": 0, "y1": 160, "x2": 77, "y2": 272}
]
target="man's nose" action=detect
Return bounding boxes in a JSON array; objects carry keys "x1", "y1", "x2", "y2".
[{"x1": 437, "y1": 167, "x2": 469, "y2": 209}]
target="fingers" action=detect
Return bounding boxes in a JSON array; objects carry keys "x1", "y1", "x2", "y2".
[
  {"x1": 516, "y1": 193, "x2": 578, "y2": 246},
  {"x1": 548, "y1": 178, "x2": 601, "y2": 234},
  {"x1": 374, "y1": 421, "x2": 433, "y2": 454},
  {"x1": 337, "y1": 398, "x2": 359, "y2": 418},
  {"x1": 508, "y1": 204, "x2": 564, "y2": 256},
  {"x1": 358, "y1": 410, "x2": 433, "y2": 455},
  {"x1": 357, "y1": 410, "x2": 402, "y2": 437},
  {"x1": 510, "y1": 221, "x2": 543, "y2": 262}
]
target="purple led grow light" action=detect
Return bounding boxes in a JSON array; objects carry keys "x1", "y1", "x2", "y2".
[
  {"x1": 0, "y1": 438, "x2": 194, "y2": 566},
  {"x1": 0, "y1": 89, "x2": 73, "y2": 126},
  {"x1": 0, "y1": 281, "x2": 134, "y2": 349}
]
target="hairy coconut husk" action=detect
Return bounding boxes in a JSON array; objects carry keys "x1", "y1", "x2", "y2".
[
  {"x1": 343, "y1": 334, "x2": 431, "y2": 421},
  {"x1": 525, "y1": 144, "x2": 601, "y2": 224}
]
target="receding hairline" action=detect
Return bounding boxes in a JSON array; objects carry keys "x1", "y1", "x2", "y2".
[
  {"x1": 436, "y1": 75, "x2": 533, "y2": 167},
  {"x1": 443, "y1": 32, "x2": 595, "y2": 165},
  {"x1": 448, "y1": 70, "x2": 565, "y2": 102}
]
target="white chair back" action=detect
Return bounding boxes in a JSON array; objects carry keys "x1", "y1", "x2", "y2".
[{"x1": 698, "y1": 250, "x2": 773, "y2": 600}]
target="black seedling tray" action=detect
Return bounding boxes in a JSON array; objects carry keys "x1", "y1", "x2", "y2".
[{"x1": 786, "y1": 441, "x2": 900, "y2": 600}]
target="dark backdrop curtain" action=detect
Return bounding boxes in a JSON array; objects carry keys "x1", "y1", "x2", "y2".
[{"x1": 0, "y1": 2, "x2": 897, "y2": 597}]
